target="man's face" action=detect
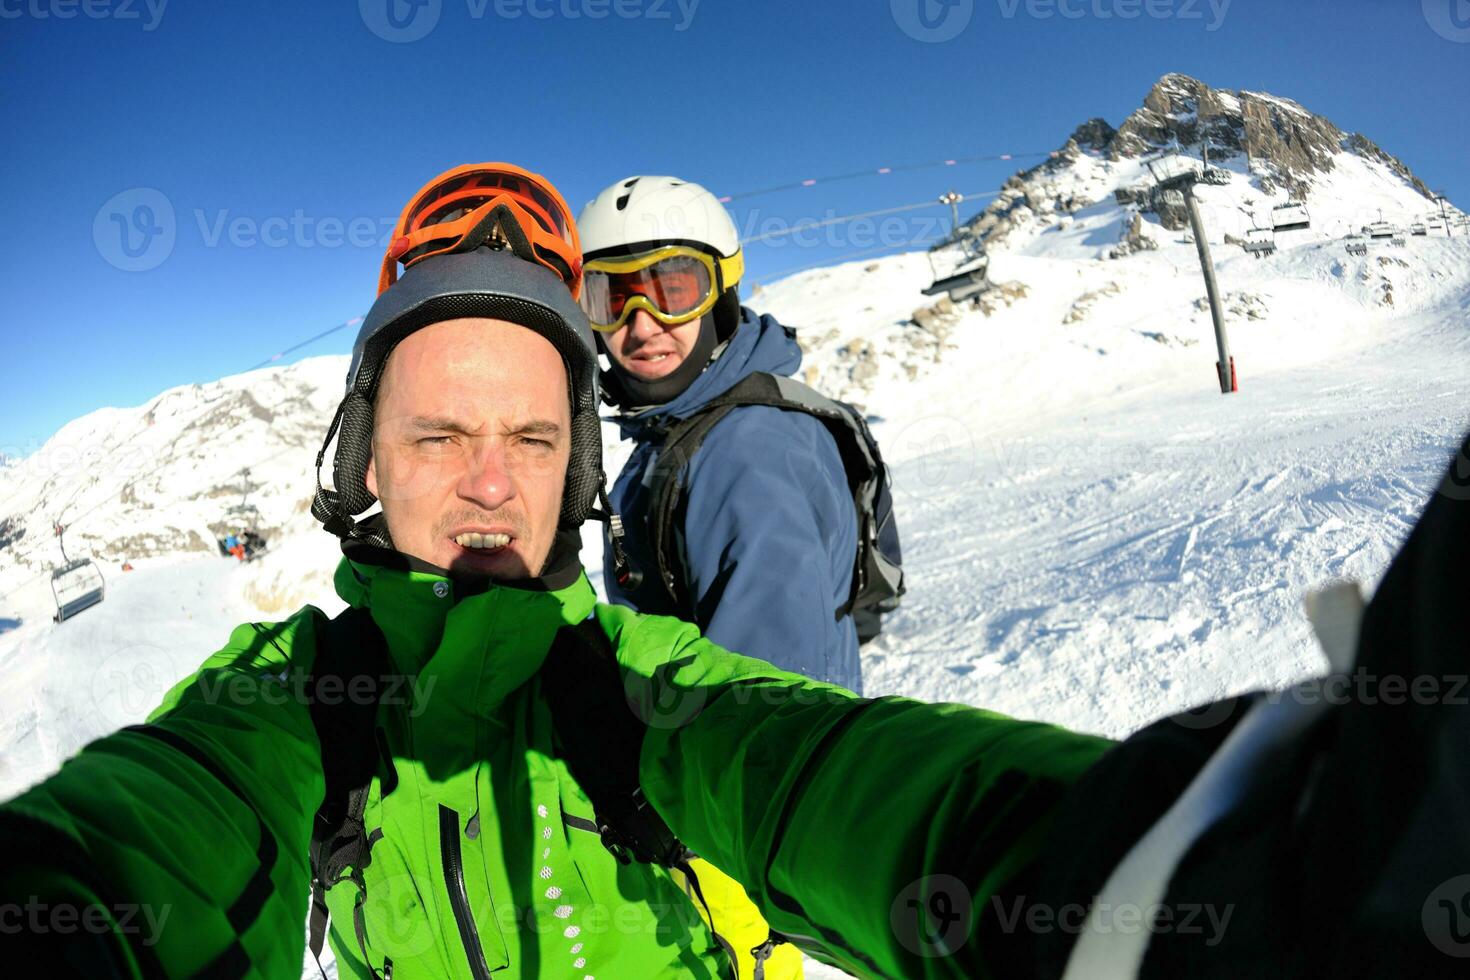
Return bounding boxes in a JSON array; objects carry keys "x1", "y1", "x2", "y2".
[
  {"x1": 366, "y1": 318, "x2": 571, "y2": 580},
  {"x1": 603, "y1": 308, "x2": 703, "y2": 381}
]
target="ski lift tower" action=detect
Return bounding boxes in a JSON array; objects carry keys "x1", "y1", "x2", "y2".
[
  {"x1": 1435, "y1": 192, "x2": 1454, "y2": 239},
  {"x1": 1147, "y1": 155, "x2": 1237, "y2": 394}
]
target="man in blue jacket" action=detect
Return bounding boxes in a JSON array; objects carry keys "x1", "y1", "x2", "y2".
[{"x1": 578, "y1": 175, "x2": 861, "y2": 694}]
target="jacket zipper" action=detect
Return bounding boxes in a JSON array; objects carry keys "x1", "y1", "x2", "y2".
[{"x1": 438, "y1": 804, "x2": 493, "y2": 980}]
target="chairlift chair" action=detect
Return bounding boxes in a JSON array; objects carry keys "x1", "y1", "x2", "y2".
[
  {"x1": 1345, "y1": 238, "x2": 1369, "y2": 257},
  {"x1": 923, "y1": 257, "x2": 991, "y2": 303},
  {"x1": 1271, "y1": 202, "x2": 1311, "y2": 232},
  {"x1": 1367, "y1": 221, "x2": 1395, "y2": 240},
  {"x1": 926, "y1": 235, "x2": 984, "y2": 279},
  {"x1": 1201, "y1": 168, "x2": 1233, "y2": 186},
  {"x1": 52, "y1": 558, "x2": 105, "y2": 623},
  {"x1": 1410, "y1": 223, "x2": 1428, "y2": 237},
  {"x1": 1242, "y1": 227, "x2": 1276, "y2": 258}
]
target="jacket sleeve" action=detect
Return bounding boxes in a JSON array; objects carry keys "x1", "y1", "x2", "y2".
[
  {"x1": 0, "y1": 611, "x2": 327, "y2": 979},
  {"x1": 680, "y1": 406, "x2": 861, "y2": 689},
  {"x1": 623, "y1": 607, "x2": 1114, "y2": 979}
]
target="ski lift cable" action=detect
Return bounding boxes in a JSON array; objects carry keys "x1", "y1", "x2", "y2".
[
  {"x1": 751, "y1": 232, "x2": 950, "y2": 285},
  {"x1": 739, "y1": 191, "x2": 999, "y2": 245},
  {"x1": 716, "y1": 149, "x2": 1059, "y2": 204},
  {"x1": 11, "y1": 438, "x2": 306, "y2": 571},
  {"x1": 245, "y1": 315, "x2": 365, "y2": 373}
]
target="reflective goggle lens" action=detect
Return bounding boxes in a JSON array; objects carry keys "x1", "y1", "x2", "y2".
[
  {"x1": 581, "y1": 253, "x2": 715, "y2": 331},
  {"x1": 405, "y1": 168, "x2": 573, "y2": 246}
]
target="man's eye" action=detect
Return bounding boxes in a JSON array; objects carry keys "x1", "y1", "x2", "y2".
[
  {"x1": 521, "y1": 437, "x2": 553, "y2": 449},
  {"x1": 418, "y1": 436, "x2": 452, "y2": 446}
]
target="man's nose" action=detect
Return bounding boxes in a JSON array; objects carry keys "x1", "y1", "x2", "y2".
[
  {"x1": 458, "y1": 440, "x2": 515, "y2": 512},
  {"x1": 626, "y1": 308, "x2": 665, "y2": 340}
]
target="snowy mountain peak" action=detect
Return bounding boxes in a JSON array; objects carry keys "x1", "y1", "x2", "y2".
[{"x1": 967, "y1": 73, "x2": 1442, "y2": 253}]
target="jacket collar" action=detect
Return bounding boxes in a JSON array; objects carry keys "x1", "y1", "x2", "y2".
[
  {"x1": 333, "y1": 527, "x2": 598, "y2": 709},
  {"x1": 612, "y1": 307, "x2": 803, "y2": 441}
]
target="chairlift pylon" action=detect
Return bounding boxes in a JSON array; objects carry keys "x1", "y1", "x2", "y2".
[{"x1": 50, "y1": 522, "x2": 105, "y2": 623}]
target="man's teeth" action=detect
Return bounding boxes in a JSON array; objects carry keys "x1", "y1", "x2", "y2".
[
  {"x1": 640, "y1": 353, "x2": 669, "y2": 361},
  {"x1": 454, "y1": 532, "x2": 511, "y2": 550}
]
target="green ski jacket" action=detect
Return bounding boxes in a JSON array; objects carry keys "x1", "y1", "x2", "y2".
[{"x1": 1, "y1": 550, "x2": 1114, "y2": 979}]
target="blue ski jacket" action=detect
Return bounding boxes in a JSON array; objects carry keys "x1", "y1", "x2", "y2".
[{"x1": 604, "y1": 307, "x2": 862, "y2": 692}]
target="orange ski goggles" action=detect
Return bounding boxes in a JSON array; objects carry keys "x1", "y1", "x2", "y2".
[
  {"x1": 580, "y1": 245, "x2": 744, "y2": 333},
  {"x1": 378, "y1": 163, "x2": 582, "y2": 299}
]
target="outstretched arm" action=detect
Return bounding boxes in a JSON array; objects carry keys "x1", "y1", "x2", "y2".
[
  {"x1": 0, "y1": 614, "x2": 327, "y2": 979},
  {"x1": 627, "y1": 609, "x2": 1113, "y2": 978}
]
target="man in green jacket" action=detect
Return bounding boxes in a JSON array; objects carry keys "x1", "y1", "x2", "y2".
[{"x1": 1, "y1": 163, "x2": 902, "y2": 978}]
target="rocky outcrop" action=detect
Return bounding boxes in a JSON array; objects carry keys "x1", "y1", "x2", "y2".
[
  {"x1": 1110, "y1": 212, "x2": 1160, "y2": 259},
  {"x1": 960, "y1": 72, "x2": 1435, "y2": 250}
]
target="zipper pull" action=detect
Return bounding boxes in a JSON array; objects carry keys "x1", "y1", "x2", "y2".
[{"x1": 465, "y1": 810, "x2": 480, "y2": 840}]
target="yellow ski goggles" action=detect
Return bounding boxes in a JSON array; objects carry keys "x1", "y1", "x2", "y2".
[{"x1": 580, "y1": 245, "x2": 744, "y2": 333}]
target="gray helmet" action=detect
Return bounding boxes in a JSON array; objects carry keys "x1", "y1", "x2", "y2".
[{"x1": 312, "y1": 246, "x2": 603, "y2": 540}]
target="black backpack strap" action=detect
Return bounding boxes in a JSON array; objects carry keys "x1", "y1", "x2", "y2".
[
  {"x1": 540, "y1": 617, "x2": 687, "y2": 868},
  {"x1": 645, "y1": 372, "x2": 896, "y2": 619},
  {"x1": 647, "y1": 402, "x2": 746, "y2": 613},
  {"x1": 305, "y1": 605, "x2": 395, "y2": 973}
]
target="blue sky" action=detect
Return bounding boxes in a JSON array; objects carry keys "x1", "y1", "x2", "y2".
[{"x1": 1, "y1": 0, "x2": 1466, "y2": 452}]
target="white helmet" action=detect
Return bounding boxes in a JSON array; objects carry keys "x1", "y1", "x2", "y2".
[{"x1": 578, "y1": 175, "x2": 741, "y2": 264}]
